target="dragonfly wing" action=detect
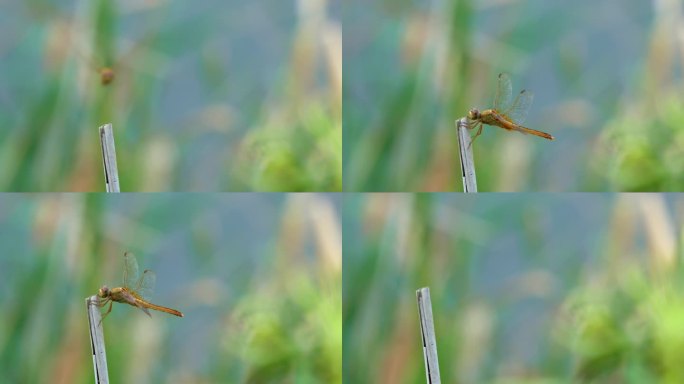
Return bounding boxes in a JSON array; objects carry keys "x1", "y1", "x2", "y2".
[
  {"x1": 503, "y1": 89, "x2": 533, "y2": 124},
  {"x1": 137, "y1": 303, "x2": 152, "y2": 317},
  {"x1": 118, "y1": 289, "x2": 139, "y2": 306},
  {"x1": 135, "y1": 269, "x2": 156, "y2": 300},
  {"x1": 123, "y1": 252, "x2": 140, "y2": 289},
  {"x1": 494, "y1": 73, "x2": 513, "y2": 111}
]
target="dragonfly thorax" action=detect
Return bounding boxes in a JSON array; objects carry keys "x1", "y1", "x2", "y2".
[{"x1": 467, "y1": 108, "x2": 481, "y2": 120}]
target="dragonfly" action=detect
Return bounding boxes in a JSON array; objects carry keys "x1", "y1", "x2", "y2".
[
  {"x1": 75, "y1": 34, "x2": 162, "y2": 87},
  {"x1": 81, "y1": 49, "x2": 121, "y2": 86},
  {"x1": 466, "y1": 73, "x2": 554, "y2": 144},
  {"x1": 97, "y1": 252, "x2": 184, "y2": 321},
  {"x1": 97, "y1": 66, "x2": 115, "y2": 86}
]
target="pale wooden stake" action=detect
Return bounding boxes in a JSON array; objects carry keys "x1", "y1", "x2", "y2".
[
  {"x1": 456, "y1": 118, "x2": 477, "y2": 192},
  {"x1": 99, "y1": 123, "x2": 120, "y2": 192},
  {"x1": 86, "y1": 295, "x2": 109, "y2": 384},
  {"x1": 417, "y1": 287, "x2": 441, "y2": 384}
]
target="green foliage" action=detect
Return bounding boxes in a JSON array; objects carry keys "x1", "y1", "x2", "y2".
[
  {"x1": 224, "y1": 272, "x2": 342, "y2": 383},
  {"x1": 594, "y1": 94, "x2": 684, "y2": 191},
  {"x1": 558, "y1": 264, "x2": 684, "y2": 382},
  {"x1": 235, "y1": 102, "x2": 342, "y2": 191}
]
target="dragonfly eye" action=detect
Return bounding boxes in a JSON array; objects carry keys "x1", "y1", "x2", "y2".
[
  {"x1": 98, "y1": 286, "x2": 109, "y2": 297},
  {"x1": 467, "y1": 109, "x2": 480, "y2": 120}
]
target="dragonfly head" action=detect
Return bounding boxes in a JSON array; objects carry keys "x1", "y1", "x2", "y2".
[
  {"x1": 467, "y1": 108, "x2": 480, "y2": 121},
  {"x1": 98, "y1": 285, "x2": 110, "y2": 298}
]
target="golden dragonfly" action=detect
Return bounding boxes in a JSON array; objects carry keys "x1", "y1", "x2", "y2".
[
  {"x1": 467, "y1": 73, "x2": 554, "y2": 143},
  {"x1": 76, "y1": 34, "x2": 159, "y2": 87},
  {"x1": 76, "y1": 48, "x2": 118, "y2": 86},
  {"x1": 97, "y1": 252, "x2": 183, "y2": 321}
]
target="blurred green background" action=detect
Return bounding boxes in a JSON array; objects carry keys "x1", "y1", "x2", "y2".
[
  {"x1": 0, "y1": 193, "x2": 341, "y2": 383},
  {"x1": 343, "y1": 193, "x2": 684, "y2": 382},
  {"x1": 343, "y1": 0, "x2": 684, "y2": 191},
  {"x1": 1, "y1": 0, "x2": 341, "y2": 191}
]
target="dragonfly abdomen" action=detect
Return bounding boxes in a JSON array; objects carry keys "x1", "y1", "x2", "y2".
[{"x1": 135, "y1": 299, "x2": 184, "y2": 317}]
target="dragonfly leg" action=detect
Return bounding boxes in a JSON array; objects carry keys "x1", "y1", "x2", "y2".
[
  {"x1": 94, "y1": 297, "x2": 105, "y2": 307},
  {"x1": 468, "y1": 123, "x2": 483, "y2": 149},
  {"x1": 98, "y1": 300, "x2": 113, "y2": 326}
]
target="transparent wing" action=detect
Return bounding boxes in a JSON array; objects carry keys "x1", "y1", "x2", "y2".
[
  {"x1": 134, "y1": 269, "x2": 156, "y2": 300},
  {"x1": 123, "y1": 252, "x2": 140, "y2": 289},
  {"x1": 503, "y1": 89, "x2": 534, "y2": 124},
  {"x1": 75, "y1": 49, "x2": 105, "y2": 72},
  {"x1": 494, "y1": 73, "x2": 513, "y2": 111}
]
